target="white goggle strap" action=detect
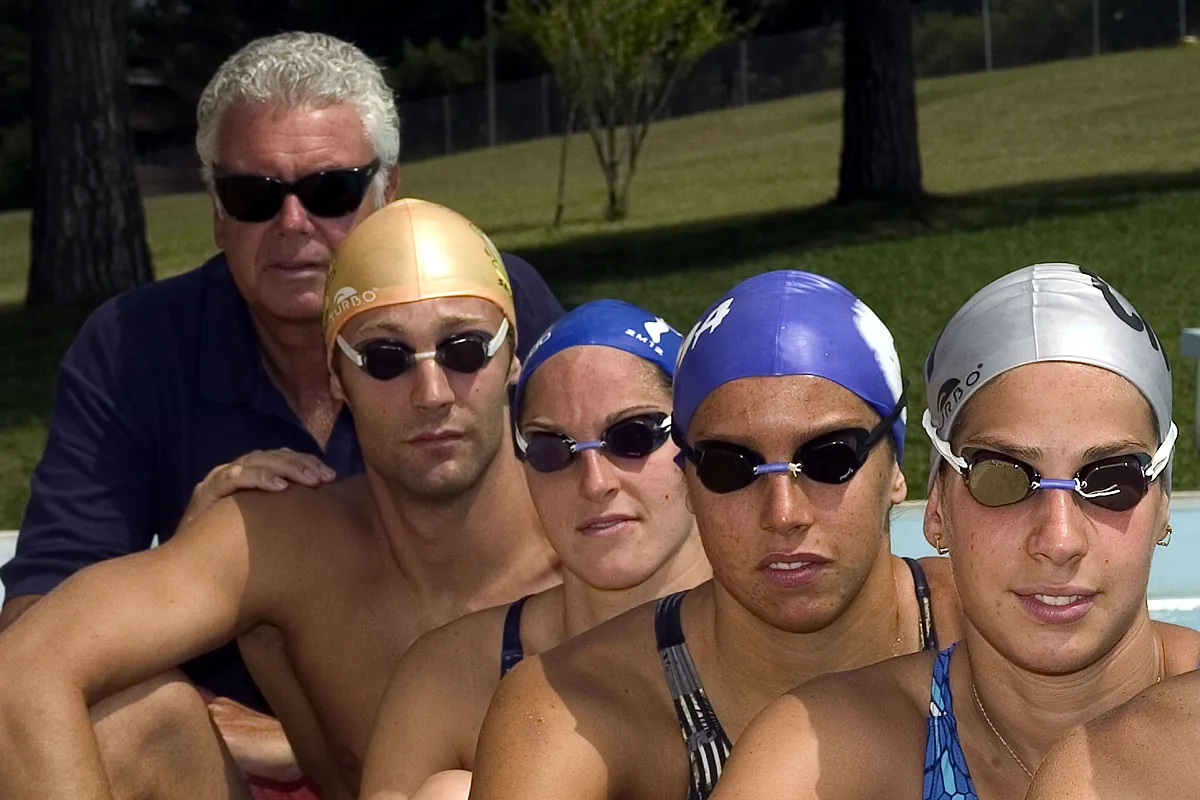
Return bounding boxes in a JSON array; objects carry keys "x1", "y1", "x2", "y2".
[
  {"x1": 921, "y1": 408, "x2": 968, "y2": 474},
  {"x1": 1146, "y1": 421, "x2": 1178, "y2": 481},
  {"x1": 336, "y1": 335, "x2": 365, "y2": 367},
  {"x1": 485, "y1": 317, "x2": 510, "y2": 357}
]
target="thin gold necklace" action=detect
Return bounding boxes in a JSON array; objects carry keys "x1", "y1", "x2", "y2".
[
  {"x1": 970, "y1": 634, "x2": 1168, "y2": 781},
  {"x1": 971, "y1": 680, "x2": 1032, "y2": 779}
]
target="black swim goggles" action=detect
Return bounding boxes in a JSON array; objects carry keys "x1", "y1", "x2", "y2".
[
  {"x1": 680, "y1": 382, "x2": 907, "y2": 495},
  {"x1": 214, "y1": 159, "x2": 381, "y2": 223},
  {"x1": 516, "y1": 412, "x2": 673, "y2": 473},
  {"x1": 337, "y1": 319, "x2": 509, "y2": 381},
  {"x1": 922, "y1": 409, "x2": 1177, "y2": 511}
]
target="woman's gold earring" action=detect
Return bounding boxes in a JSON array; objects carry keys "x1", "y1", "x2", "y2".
[
  {"x1": 1158, "y1": 524, "x2": 1172, "y2": 548},
  {"x1": 935, "y1": 534, "x2": 949, "y2": 556}
]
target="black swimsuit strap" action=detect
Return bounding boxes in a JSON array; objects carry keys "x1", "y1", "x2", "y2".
[
  {"x1": 655, "y1": 591, "x2": 733, "y2": 800},
  {"x1": 902, "y1": 557, "x2": 938, "y2": 651},
  {"x1": 500, "y1": 595, "x2": 530, "y2": 677}
]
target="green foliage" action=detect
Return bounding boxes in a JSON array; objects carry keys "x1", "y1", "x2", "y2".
[
  {"x1": 508, "y1": 0, "x2": 744, "y2": 220},
  {"x1": 386, "y1": 38, "x2": 485, "y2": 97}
]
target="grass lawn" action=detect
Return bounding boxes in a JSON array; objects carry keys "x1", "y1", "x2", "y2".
[{"x1": 1, "y1": 47, "x2": 1200, "y2": 526}]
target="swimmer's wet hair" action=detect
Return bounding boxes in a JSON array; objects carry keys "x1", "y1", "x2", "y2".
[{"x1": 196, "y1": 32, "x2": 400, "y2": 203}]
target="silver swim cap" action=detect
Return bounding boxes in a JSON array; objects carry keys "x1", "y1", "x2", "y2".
[{"x1": 922, "y1": 263, "x2": 1175, "y2": 487}]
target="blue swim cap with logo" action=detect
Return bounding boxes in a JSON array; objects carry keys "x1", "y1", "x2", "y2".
[
  {"x1": 673, "y1": 271, "x2": 907, "y2": 463},
  {"x1": 514, "y1": 299, "x2": 683, "y2": 420}
]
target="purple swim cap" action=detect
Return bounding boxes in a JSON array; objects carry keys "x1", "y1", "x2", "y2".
[{"x1": 673, "y1": 271, "x2": 907, "y2": 463}]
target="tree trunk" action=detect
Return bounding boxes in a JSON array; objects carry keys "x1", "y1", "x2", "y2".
[
  {"x1": 553, "y1": 102, "x2": 575, "y2": 228},
  {"x1": 836, "y1": 0, "x2": 924, "y2": 203},
  {"x1": 26, "y1": 0, "x2": 153, "y2": 310}
]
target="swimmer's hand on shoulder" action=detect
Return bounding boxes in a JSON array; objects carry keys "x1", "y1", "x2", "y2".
[
  {"x1": 207, "y1": 696, "x2": 304, "y2": 784},
  {"x1": 183, "y1": 448, "x2": 336, "y2": 527}
]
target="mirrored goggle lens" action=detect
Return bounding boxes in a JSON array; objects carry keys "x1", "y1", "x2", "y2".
[
  {"x1": 524, "y1": 434, "x2": 576, "y2": 473},
  {"x1": 1077, "y1": 456, "x2": 1150, "y2": 512},
  {"x1": 965, "y1": 456, "x2": 1035, "y2": 507},
  {"x1": 692, "y1": 446, "x2": 760, "y2": 494},
  {"x1": 799, "y1": 435, "x2": 866, "y2": 485}
]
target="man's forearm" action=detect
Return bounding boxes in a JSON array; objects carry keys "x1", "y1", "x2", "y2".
[{"x1": 0, "y1": 594, "x2": 44, "y2": 635}]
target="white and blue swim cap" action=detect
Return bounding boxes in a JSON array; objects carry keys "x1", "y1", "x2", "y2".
[
  {"x1": 514, "y1": 298, "x2": 683, "y2": 419},
  {"x1": 923, "y1": 262, "x2": 1175, "y2": 486},
  {"x1": 673, "y1": 271, "x2": 907, "y2": 463}
]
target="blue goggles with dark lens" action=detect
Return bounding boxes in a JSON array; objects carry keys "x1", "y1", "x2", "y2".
[{"x1": 516, "y1": 413, "x2": 672, "y2": 473}]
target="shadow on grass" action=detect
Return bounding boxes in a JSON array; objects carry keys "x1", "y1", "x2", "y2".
[{"x1": 519, "y1": 168, "x2": 1200, "y2": 295}]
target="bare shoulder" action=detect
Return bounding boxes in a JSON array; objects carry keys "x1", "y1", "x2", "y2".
[
  {"x1": 713, "y1": 653, "x2": 934, "y2": 800},
  {"x1": 534, "y1": 595, "x2": 665, "y2": 708},
  {"x1": 230, "y1": 477, "x2": 376, "y2": 599},
  {"x1": 470, "y1": 601, "x2": 671, "y2": 799},
  {"x1": 784, "y1": 650, "x2": 933, "y2": 745},
  {"x1": 401, "y1": 601, "x2": 512, "y2": 696},
  {"x1": 1155, "y1": 620, "x2": 1200, "y2": 673},
  {"x1": 1029, "y1": 671, "x2": 1200, "y2": 800}
]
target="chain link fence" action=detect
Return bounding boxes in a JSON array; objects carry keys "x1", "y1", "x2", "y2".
[{"x1": 397, "y1": 0, "x2": 1189, "y2": 162}]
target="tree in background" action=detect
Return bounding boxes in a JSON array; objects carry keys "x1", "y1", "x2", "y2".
[
  {"x1": 509, "y1": 0, "x2": 743, "y2": 221},
  {"x1": 837, "y1": 0, "x2": 924, "y2": 203},
  {"x1": 27, "y1": 0, "x2": 153, "y2": 308}
]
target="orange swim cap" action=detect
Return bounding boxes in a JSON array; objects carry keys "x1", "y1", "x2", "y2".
[{"x1": 323, "y1": 198, "x2": 516, "y2": 362}]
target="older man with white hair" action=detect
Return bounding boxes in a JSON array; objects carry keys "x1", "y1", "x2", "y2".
[{"x1": 0, "y1": 32, "x2": 563, "y2": 800}]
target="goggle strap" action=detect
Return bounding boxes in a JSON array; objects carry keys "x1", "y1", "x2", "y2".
[
  {"x1": 573, "y1": 440, "x2": 604, "y2": 452},
  {"x1": 921, "y1": 409, "x2": 968, "y2": 473},
  {"x1": 486, "y1": 318, "x2": 510, "y2": 357},
  {"x1": 513, "y1": 426, "x2": 530, "y2": 456},
  {"x1": 336, "y1": 335, "x2": 365, "y2": 367},
  {"x1": 1146, "y1": 422, "x2": 1178, "y2": 480}
]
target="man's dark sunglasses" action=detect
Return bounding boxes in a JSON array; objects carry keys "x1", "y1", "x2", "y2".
[
  {"x1": 337, "y1": 319, "x2": 509, "y2": 381},
  {"x1": 214, "y1": 159, "x2": 381, "y2": 223},
  {"x1": 681, "y1": 383, "x2": 907, "y2": 494},
  {"x1": 516, "y1": 413, "x2": 673, "y2": 473}
]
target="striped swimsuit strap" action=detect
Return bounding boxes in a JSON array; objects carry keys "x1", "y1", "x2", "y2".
[
  {"x1": 654, "y1": 591, "x2": 733, "y2": 800},
  {"x1": 902, "y1": 556, "x2": 940, "y2": 652}
]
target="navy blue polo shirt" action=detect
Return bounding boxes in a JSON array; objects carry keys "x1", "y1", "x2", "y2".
[{"x1": 1, "y1": 251, "x2": 563, "y2": 711}]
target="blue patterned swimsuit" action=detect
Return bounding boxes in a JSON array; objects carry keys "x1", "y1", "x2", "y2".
[{"x1": 923, "y1": 644, "x2": 979, "y2": 800}]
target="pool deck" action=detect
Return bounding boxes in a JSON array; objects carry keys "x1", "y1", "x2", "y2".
[{"x1": 2, "y1": 491, "x2": 1199, "y2": 604}]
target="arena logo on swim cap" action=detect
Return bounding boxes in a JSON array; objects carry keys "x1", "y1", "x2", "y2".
[
  {"x1": 851, "y1": 300, "x2": 905, "y2": 410},
  {"x1": 625, "y1": 317, "x2": 673, "y2": 356}
]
